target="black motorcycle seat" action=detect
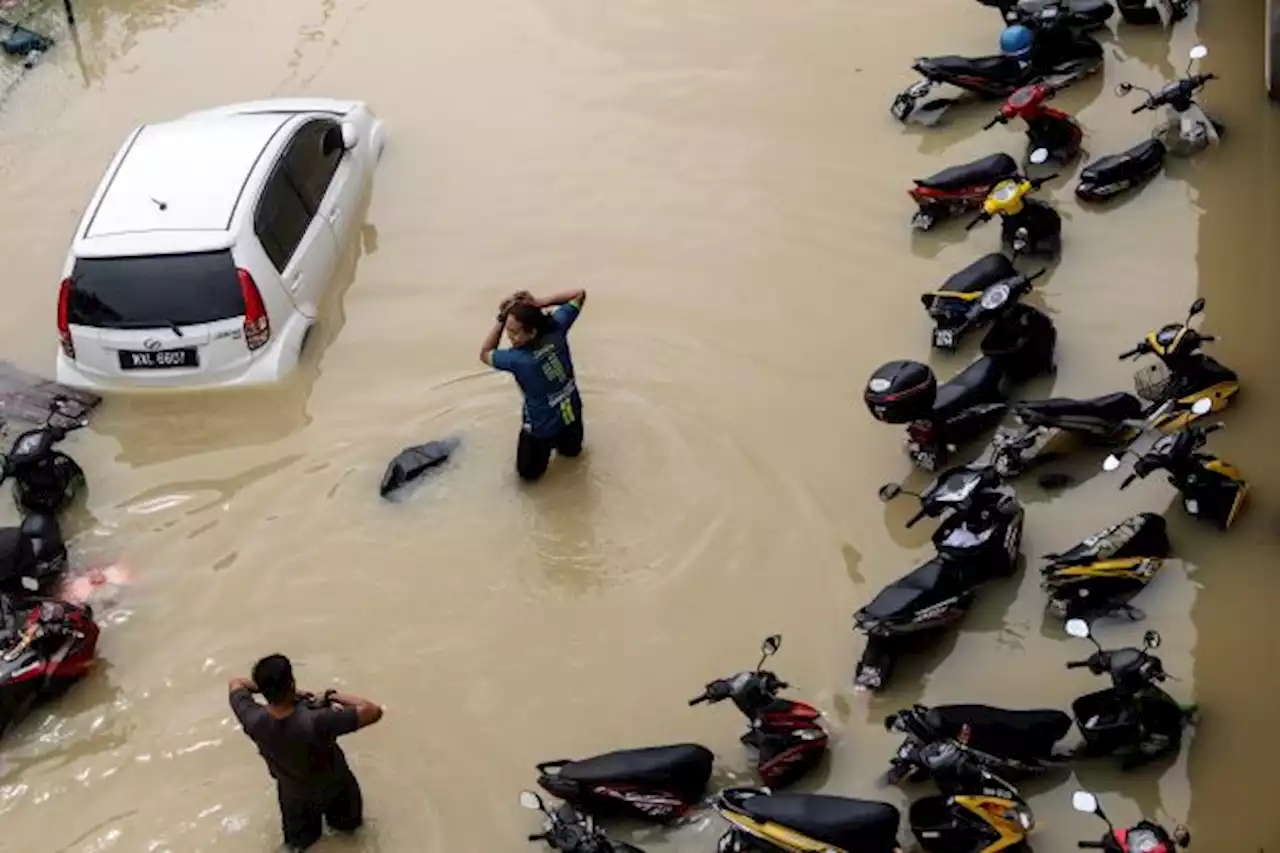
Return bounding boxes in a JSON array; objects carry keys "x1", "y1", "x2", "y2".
[
  {"x1": 918, "y1": 54, "x2": 1023, "y2": 79},
  {"x1": 553, "y1": 744, "x2": 714, "y2": 790},
  {"x1": 1080, "y1": 139, "x2": 1166, "y2": 184},
  {"x1": 933, "y1": 358, "x2": 1005, "y2": 421},
  {"x1": 740, "y1": 793, "x2": 901, "y2": 852},
  {"x1": 925, "y1": 703, "x2": 1073, "y2": 758},
  {"x1": 1016, "y1": 392, "x2": 1143, "y2": 424},
  {"x1": 916, "y1": 153, "x2": 1019, "y2": 192},
  {"x1": 18, "y1": 513, "x2": 65, "y2": 564},
  {"x1": 0, "y1": 528, "x2": 38, "y2": 587},
  {"x1": 861, "y1": 557, "x2": 959, "y2": 621},
  {"x1": 939, "y1": 252, "x2": 1018, "y2": 295}
]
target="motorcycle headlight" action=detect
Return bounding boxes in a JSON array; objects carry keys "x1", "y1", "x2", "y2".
[{"x1": 1006, "y1": 807, "x2": 1035, "y2": 831}]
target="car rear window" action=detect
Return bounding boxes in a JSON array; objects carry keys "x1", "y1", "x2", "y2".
[{"x1": 67, "y1": 251, "x2": 245, "y2": 329}]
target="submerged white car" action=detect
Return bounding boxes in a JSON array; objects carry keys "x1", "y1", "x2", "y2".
[{"x1": 55, "y1": 98, "x2": 387, "y2": 391}]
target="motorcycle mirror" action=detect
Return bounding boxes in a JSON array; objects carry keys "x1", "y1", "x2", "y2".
[
  {"x1": 519, "y1": 790, "x2": 545, "y2": 812},
  {"x1": 1071, "y1": 791, "x2": 1098, "y2": 814},
  {"x1": 1188, "y1": 297, "x2": 1205, "y2": 318},
  {"x1": 1173, "y1": 826, "x2": 1191, "y2": 848},
  {"x1": 1189, "y1": 44, "x2": 1208, "y2": 61},
  {"x1": 1065, "y1": 618, "x2": 1091, "y2": 640},
  {"x1": 1115, "y1": 81, "x2": 1134, "y2": 96},
  {"x1": 1191, "y1": 397, "x2": 1213, "y2": 416},
  {"x1": 878, "y1": 483, "x2": 903, "y2": 502},
  {"x1": 762, "y1": 634, "x2": 782, "y2": 657},
  {"x1": 1029, "y1": 147, "x2": 1050, "y2": 165},
  {"x1": 1102, "y1": 454, "x2": 1123, "y2": 472},
  {"x1": 1143, "y1": 629, "x2": 1162, "y2": 649}
]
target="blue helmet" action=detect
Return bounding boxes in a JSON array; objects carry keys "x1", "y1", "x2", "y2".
[{"x1": 999, "y1": 24, "x2": 1034, "y2": 59}]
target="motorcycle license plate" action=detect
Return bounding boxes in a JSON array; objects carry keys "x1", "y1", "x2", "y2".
[{"x1": 933, "y1": 328, "x2": 956, "y2": 348}]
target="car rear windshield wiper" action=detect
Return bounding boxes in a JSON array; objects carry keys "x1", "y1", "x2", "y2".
[{"x1": 110, "y1": 319, "x2": 186, "y2": 337}]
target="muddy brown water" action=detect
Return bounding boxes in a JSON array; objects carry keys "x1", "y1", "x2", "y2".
[{"x1": 0, "y1": 0, "x2": 1278, "y2": 850}]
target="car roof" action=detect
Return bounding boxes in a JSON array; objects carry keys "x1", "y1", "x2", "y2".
[{"x1": 82, "y1": 112, "x2": 294, "y2": 242}]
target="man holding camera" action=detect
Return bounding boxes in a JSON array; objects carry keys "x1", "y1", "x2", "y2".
[{"x1": 228, "y1": 654, "x2": 384, "y2": 851}]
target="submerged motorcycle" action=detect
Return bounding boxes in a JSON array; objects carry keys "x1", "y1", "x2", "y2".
[
  {"x1": 1071, "y1": 791, "x2": 1191, "y2": 853},
  {"x1": 1116, "y1": 0, "x2": 1192, "y2": 26},
  {"x1": 1, "y1": 395, "x2": 89, "y2": 516},
  {"x1": 0, "y1": 513, "x2": 69, "y2": 598},
  {"x1": 689, "y1": 634, "x2": 829, "y2": 787},
  {"x1": 1077, "y1": 45, "x2": 1221, "y2": 202},
  {"x1": 883, "y1": 619, "x2": 1195, "y2": 779},
  {"x1": 854, "y1": 465, "x2": 1023, "y2": 691},
  {"x1": 866, "y1": 304, "x2": 1058, "y2": 471},
  {"x1": 921, "y1": 252, "x2": 1046, "y2": 350},
  {"x1": 1041, "y1": 512, "x2": 1170, "y2": 620},
  {"x1": 983, "y1": 81, "x2": 1083, "y2": 164},
  {"x1": 904, "y1": 741, "x2": 1036, "y2": 853},
  {"x1": 713, "y1": 786, "x2": 902, "y2": 853},
  {"x1": 987, "y1": 391, "x2": 1144, "y2": 478},
  {"x1": 519, "y1": 790, "x2": 645, "y2": 853},
  {"x1": 909, "y1": 153, "x2": 1021, "y2": 232},
  {"x1": 891, "y1": 5, "x2": 1103, "y2": 125},
  {"x1": 977, "y1": 0, "x2": 1115, "y2": 31},
  {"x1": 966, "y1": 150, "x2": 1061, "y2": 257},
  {"x1": 0, "y1": 596, "x2": 100, "y2": 738},
  {"x1": 535, "y1": 742, "x2": 714, "y2": 824},
  {"x1": 1122, "y1": 297, "x2": 1238, "y2": 432},
  {"x1": 1103, "y1": 399, "x2": 1249, "y2": 530}
]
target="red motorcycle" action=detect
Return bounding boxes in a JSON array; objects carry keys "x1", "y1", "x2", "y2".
[
  {"x1": 909, "y1": 152, "x2": 1021, "y2": 231},
  {"x1": 1071, "y1": 790, "x2": 1190, "y2": 853},
  {"x1": 688, "y1": 634, "x2": 828, "y2": 787},
  {"x1": 983, "y1": 82, "x2": 1083, "y2": 164},
  {"x1": 0, "y1": 596, "x2": 100, "y2": 738}
]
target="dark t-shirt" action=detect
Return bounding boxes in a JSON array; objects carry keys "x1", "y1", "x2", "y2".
[
  {"x1": 230, "y1": 689, "x2": 360, "y2": 795},
  {"x1": 490, "y1": 303, "x2": 582, "y2": 439}
]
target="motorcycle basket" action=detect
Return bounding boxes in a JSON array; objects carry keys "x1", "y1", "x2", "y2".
[{"x1": 1133, "y1": 362, "x2": 1174, "y2": 403}]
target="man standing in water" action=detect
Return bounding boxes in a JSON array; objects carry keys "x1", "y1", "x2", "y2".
[
  {"x1": 481, "y1": 288, "x2": 588, "y2": 482},
  {"x1": 228, "y1": 654, "x2": 384, "y2": 851}
]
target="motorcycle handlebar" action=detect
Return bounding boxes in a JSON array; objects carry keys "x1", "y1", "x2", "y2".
[
  {"x1": 1200, "y1": 334, "x2": 1216, "y2": 342},
  {"x1": 1065, "y1": 660, "x2": 1090, "y2": 669},
  {"x1": 528, "y1": 834, "x2": 547, "y2": 843},
  {"x1": 965, "y1": 214, "x2": 989, "y2": 231},
  {"x1": 1078, "y1": 842, "x2": 1106, "y2": 849},
  {"x1": 1027, "y1": 269, "x2": 1048, "y2": 282},
  {"x1": 688, "y1": 694, "x2": 709, "y2": 706},
  {"x1": 1120, "y1": 473, "x2": 1137, "y2": 490},
  {"x1": 983, "y1": 116, "x2": 1002, "y2": 130},
  {"x1": 905, "y1": 507, "x2": 928, "y2": 528},
  {"x1": 1117, "y1": 346, "x2": 1141, "y2": 359},
  {"x1": 1131, "y1": 102, "x2": 1149, "y2": 114}
]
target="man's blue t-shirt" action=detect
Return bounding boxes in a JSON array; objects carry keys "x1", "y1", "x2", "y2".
[{"x1": 491, "y1": 303, "x2": 582, "y2": 439}]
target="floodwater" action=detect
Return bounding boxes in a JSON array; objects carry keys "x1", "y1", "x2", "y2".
[{"x1": 0, "y1": 0, "x2": 1277, "y2": 850}]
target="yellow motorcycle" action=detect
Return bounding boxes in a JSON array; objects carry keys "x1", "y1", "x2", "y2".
[
  {"x1": 1120, "y1": 297, "x2": 1239, "y2": 433},
  {"x1": 965, "y1": 149, "x2": 1062, "y2": 257},
  {"x1": 713, "y1": 787, "x2": 901, "y2": 853}
]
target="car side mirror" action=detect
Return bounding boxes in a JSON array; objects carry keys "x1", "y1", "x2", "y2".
[
  {"x1": 1143, "y1": 629, "x2": 1161, "y2": 649},
  {"x1": 878, "y1": 483, "x2": 902, "y2": 502},
  {"x1": 341, "y1": 122, "x2": 359, "y2": 151}
]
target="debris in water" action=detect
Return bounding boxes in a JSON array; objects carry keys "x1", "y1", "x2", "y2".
[{"x1": 380, "y1": 438, "x2": 459, "y2": 499}]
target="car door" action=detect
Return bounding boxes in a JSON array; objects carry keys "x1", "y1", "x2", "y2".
[
  {"x1": 283, "y1": 117, "x2": 362, "y2": 306},
  {"x1": 254, "y1": 140, "x2": 337, "y2": 320}
]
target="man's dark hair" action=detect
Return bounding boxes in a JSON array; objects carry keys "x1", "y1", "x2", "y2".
[
  {"x1": 252, "y1": 654, "x2": 296, "y2": 704},
  {"x1": 509, "y1": 302, "x2": 557, "y2": 341}
]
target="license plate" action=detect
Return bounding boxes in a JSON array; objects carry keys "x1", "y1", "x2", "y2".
[
  {"x1": 933, "y1": 328, "x2": 956, "y2": 348},
  {"x1": 118, "y1": 347, "x2": 198, "y2": 370}
]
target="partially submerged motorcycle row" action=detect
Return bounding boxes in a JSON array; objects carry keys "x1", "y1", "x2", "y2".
[
  {"x1": 1103, "y1": 397, "x2": 1249, "y2": 530},
  {"x1": 966, "y1": 149, "x2": 1062, "y2": 257},
  {"x1": 891, "y1": 1, "x2": 1103, "y2": 125},
  {"x1": 854, "y1": 465, "x2": 1023, "y2": 691},
  {"x1": 688, "y1": 634, "x2": 829, "y2": 787},
  {"x1": 882, "y1": 618, "x2": 1196, "y2": 779},
  {"x1": 978, "y1": 0, "x2": 1115, "y2": 32},
  {"x1": 865, "y1": 303, "x2": 1058, "y2": 472},
  {"x1": 534, "y1": 636, "x2": 824, "y2": 823},
  {"x1": 921, "y1": 252, "x2": 1046, "y2": 351},
  {"x1": 1077, "y1": 45, "x2": 1221, "y2": 202},
  {"x1": 1071, "y1": 790, "x2": 1191, "y2": 853},
  {"x1": 1040, "y1": 511, "x2": 1170, "y2": 620},
  {"x1": 519, "y1": 790, "x2": 645, "y2": 853},
  {"x1": 713, "y1": 786, "x2": 903, "y2": 853}
]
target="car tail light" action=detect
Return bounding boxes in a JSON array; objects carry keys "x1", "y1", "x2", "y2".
[
  {"x1": 57, "y1": 278, "x2": 75, "y2": 359},
  {"x1": 237, "y1": 269, "x2": 270, "y2": 351}
]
